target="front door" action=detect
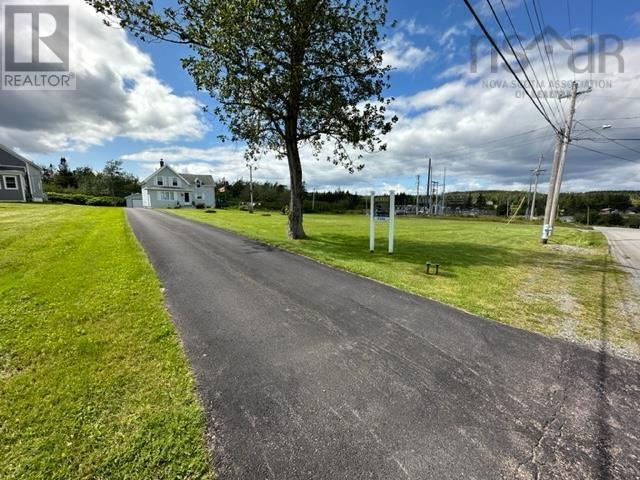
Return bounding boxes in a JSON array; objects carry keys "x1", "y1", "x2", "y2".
[{"x1": 184, "y1": 192, "x2": 190, "y2": 204}]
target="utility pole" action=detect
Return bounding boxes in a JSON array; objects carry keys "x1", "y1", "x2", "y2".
[
  {"x1": 415, "y1": 174, "x2": 420, "y2": 215},
  {"x1": 388, "y1": 190, "x2": 395, "y2": 254},
  {"x1": 541, "y1": 81, "x2": 590, "y2": 243},
  {"x1": 526, "y1": 170, "x2": 534, "y2": 218},
  {"x1": 529, "y1": 154, "x2": 545, "y2": 221},
  {"x1": 248, "y1": 164, "x2": 254, "y2": 213},
  {"x1": 426, "y1": 158, "x2": 432, "y2": 215},
  {"x1": 432, "y1": 181, "x2": 439, "y2": 215},
  {"x1": 312, "y1": 188, "x2": 316, "y2": 211},
  {"x1": 369, "y1": 191, "x2": 375, "y2": 252},
  {"x1": 441, "y1": 167, "x2": 447, "y2": 216}
]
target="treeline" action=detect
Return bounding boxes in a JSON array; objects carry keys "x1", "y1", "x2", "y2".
[
  {"x1": 216, "y1": 179, "x2": 365, "y2": 213},
  {"x1": 43, "y1": 158, "x2": 140, "y2": 199},
  {"x1": 445, "y1": 190, "x2": 639, "y2": 216}
]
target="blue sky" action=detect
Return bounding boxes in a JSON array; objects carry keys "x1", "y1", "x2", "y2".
[{"x1": 2, "y1": 0, "x2": 640, "y2": 193}]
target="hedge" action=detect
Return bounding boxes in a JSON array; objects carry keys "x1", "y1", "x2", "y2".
[{"x1": 46, "y1": 192, "x2": 125, "y2": 207}]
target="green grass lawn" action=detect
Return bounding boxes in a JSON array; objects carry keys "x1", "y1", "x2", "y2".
[
  {"x1": 0, "y1": 204, "x2": 212, "y2": 479},
  {"x1": 170, "y1": 208, "x2": 639, "y2": 356}
]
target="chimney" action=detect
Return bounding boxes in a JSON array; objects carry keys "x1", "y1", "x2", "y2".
[{"x1": 160, "y1": 158, "x2": 165, "y2": 167}]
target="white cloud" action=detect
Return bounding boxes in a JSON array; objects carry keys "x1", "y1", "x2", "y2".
[
  {"x1": 398, "y1": 19, "x2": 433, "y2": 36},
  {"x1": 629, "y1": 12, "x2": 640, "y2": 26},
  {"x1": 122, "y1": 34, "x2": 640, "y2": 194},
  {"x1": 381, "y1": 32, "x2": 435, "y2": 72},
  {"x1": 0, "y1": 0, "x2": 205, "y2": 153}
]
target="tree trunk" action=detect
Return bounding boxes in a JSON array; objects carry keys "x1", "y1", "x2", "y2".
[{"x1": 285, "y1": 119, "x2": 306, "y2": 239}]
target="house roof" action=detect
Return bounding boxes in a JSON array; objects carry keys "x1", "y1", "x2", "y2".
[
  {"x1": 140, "y1": 164, "x2": 190, "y2": 185},
  {"x1": 141, "y1": 164, "x2": 215, "y2": 186},
  {"x1": 0, "y1": 143, "x2": 43, "y2": 172},
  {"x1": 181, "y1": 173, "x2": 215, "y2": 186}
]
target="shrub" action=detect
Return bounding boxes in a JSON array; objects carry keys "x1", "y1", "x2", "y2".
[{"x1": 46, "y1": 192, "x2": 125, "y2": 207}]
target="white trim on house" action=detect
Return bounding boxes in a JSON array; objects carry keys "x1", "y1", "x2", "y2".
[
  {"x1": 158, "y1": 191, "x2": 176, "y2": 201},
  {"x1": 0, "y1": 170, "x2": 26, "y2": 201},
  {"x1": 4, "y1": 175, "x2": 19, "y2": 190},
  {"x1": 141, "y1": 164, "x2": 190, "y2": 186},
  {"x1": 0, "y1": 143, "x2": 42, "y2": 171}
]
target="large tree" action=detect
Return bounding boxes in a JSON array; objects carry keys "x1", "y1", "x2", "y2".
[{"x1": 89, "y1": 0, "x2": 396, "y2": 238}]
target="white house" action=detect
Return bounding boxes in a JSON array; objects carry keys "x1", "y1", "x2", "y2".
[{"x1": 139, "y1": 160, "x2": 216, "y2": 208}]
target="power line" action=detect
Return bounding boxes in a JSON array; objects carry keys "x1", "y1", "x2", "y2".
[
  {"x1": 566, "y1": 0, "x2": 576, "y2": 81},
  {"x1": 532, "y1": 0, "x2": 563, "y2": 96},
  {"x1": 486, "y1": 0, "x2": 555, "y2": 125},
  {"x1": 497, "y1": 0, "x2": 562, "y2": 126},
  {"x1": 589, "y1": 95, "x2": 640, "y2": 100},
  {"x1": 589, "y1": 0, "x2": 594, "y2": 84},
  {"x1": 426, "y1": 128, "x2": 551, "y2": 159},
  {"x1": 522, "y1": 0, "x2": 566, "y2": 121},
  {"x1": 578, "y1": 115, "x2": 640, "y2": 121},
  {"x1": 463, "y1": 0, "x2": 559, "y2": 133},
  {"x1": 571, "y1": 143, "x2": 640, "y2": 164},
  {"x1": 575, "y1": 120, "x2": 640, "y2": 156}
]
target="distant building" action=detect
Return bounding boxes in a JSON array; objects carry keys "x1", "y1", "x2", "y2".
[
  {"x1": 0, "y1": 144, "x2": 45, "y2": 203},
  {"x1": 135, "y1": 160, "x2": 216, "y2": 208}
]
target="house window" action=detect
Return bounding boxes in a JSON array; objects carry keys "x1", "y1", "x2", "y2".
[
  {"x1": 172, "y1": 177, "x2": 178, "y2": 187},
  {"x1": 196, "y1": 193, "x2": 204, "y2": 200},
  {"x1": 156, "y1": 176, "x2": 164, "y2": 186},
  {"x1": 4, "y1": 176, "x2": 18, "y2": 190},
  {"x1": 158, "y1": 191, "x2": 175, "y2": 201},
  {"x1": 196, "y1": 179, "x2": 201, "y2": 188}
]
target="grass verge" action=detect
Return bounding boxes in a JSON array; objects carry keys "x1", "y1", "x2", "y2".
[
  {"x1": 0, "y1": 204, "x2": 212, "y2": 479},
  {"x1": 169, "y1": 208, "x2": 639, "y2": 356}
]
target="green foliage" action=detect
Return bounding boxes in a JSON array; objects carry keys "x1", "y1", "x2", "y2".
[
  {"x1": 0, "y1": 204, "x2": 212, "y2": 479},
  {"x1": 46, "y1": 192, "x2": 125, "y2": 207},
  {"x1": 87, "y1": 0, "x2": 397, "y2": 238},
  {"x1": 43, "y1": 159, "x2": 140, "y2": 198}
]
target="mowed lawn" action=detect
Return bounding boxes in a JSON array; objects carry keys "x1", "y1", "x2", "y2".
[
  {"x1": 171, "y1": 209, "x2": 640, "y2": 356},
  {"x1": 0, "y1": 204, "x2": 212, "y2": 479}
]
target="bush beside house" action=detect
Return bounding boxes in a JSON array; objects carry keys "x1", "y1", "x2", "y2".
[{"x1": 46, "y1": 192, "x2": 125, "y2": 206}]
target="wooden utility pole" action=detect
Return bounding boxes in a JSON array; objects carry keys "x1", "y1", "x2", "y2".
[
  {"x1": 529, "y1": 154, "x2": 545, "y2": 221},
  {"x1": 441, "y1": 167, "x2": 447, "y2": 216},
  {"x1": 541, "y1": 81, "x2": 590, "y2": 243},
  {"x1": 426, "y1": 158, "x2": 432, "y2": 215},
  {"x1": 415, "y1": 174, "x2": 420, "y2": 215},
  {"x1": 248, "y1": 164, "x2": 254, "y2": 213}
]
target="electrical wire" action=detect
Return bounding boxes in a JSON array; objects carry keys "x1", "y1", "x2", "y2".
[
  {"x1": 485, "y1": 0, "x2": 555, "y2": 126},
  {"x1": 522, "y1": 0, "x2": 566, "y2": 121},
  {"x1": 572, "y1": 143, "x2": 640, "y2": 164},
  {"x1": 463, "y1": 0, "x2": 559, "y2": 133},
  {"x1": 575, "y1": 120, "x2": 640, "y2": 156},
  {"x1": 497, "y1": 0, "x2": 562, "y2": 127}
]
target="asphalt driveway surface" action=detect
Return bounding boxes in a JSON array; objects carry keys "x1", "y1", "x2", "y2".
[
  {"x1": 127, "y1": 209, "x2": 640, "y2": 479},
  {"x1": 595, "y1": 226, "x2": 640, "y2": 290}
]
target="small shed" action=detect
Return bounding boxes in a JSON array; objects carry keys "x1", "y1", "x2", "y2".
[{"x1": 125, "y1": 193, "x2": 143, "y2": 208}]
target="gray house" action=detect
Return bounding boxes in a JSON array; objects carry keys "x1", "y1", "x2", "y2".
[
  {"x1": 139, "y1": 160, "x2": 216, "y2": 208},
  {"x1": 0, "y1": 144, "x2": 45, "y2": 203}
]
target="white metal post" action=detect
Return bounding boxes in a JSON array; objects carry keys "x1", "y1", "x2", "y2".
[
  {"x1": 388, "y1": 190, "x2": 395, "y2": 254},
  {"x1": 369, "y1": 191, "x2": 375, "y2": 253}
]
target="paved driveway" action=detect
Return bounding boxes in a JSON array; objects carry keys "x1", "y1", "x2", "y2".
[
  {"x1": 127, "y1": 209, "x2": 640, "y2": 480},
  {"x1": 595, "y1": 226, "x2": 640, "y2": 289}
]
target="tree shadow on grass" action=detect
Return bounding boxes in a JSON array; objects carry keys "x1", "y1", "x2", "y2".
[
  {"x1": 302, "y1": 232, "x2": 610, "y2": 275},
  {"x1": 595, "y1": 256, "x2": 613, "y2": 479}
]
